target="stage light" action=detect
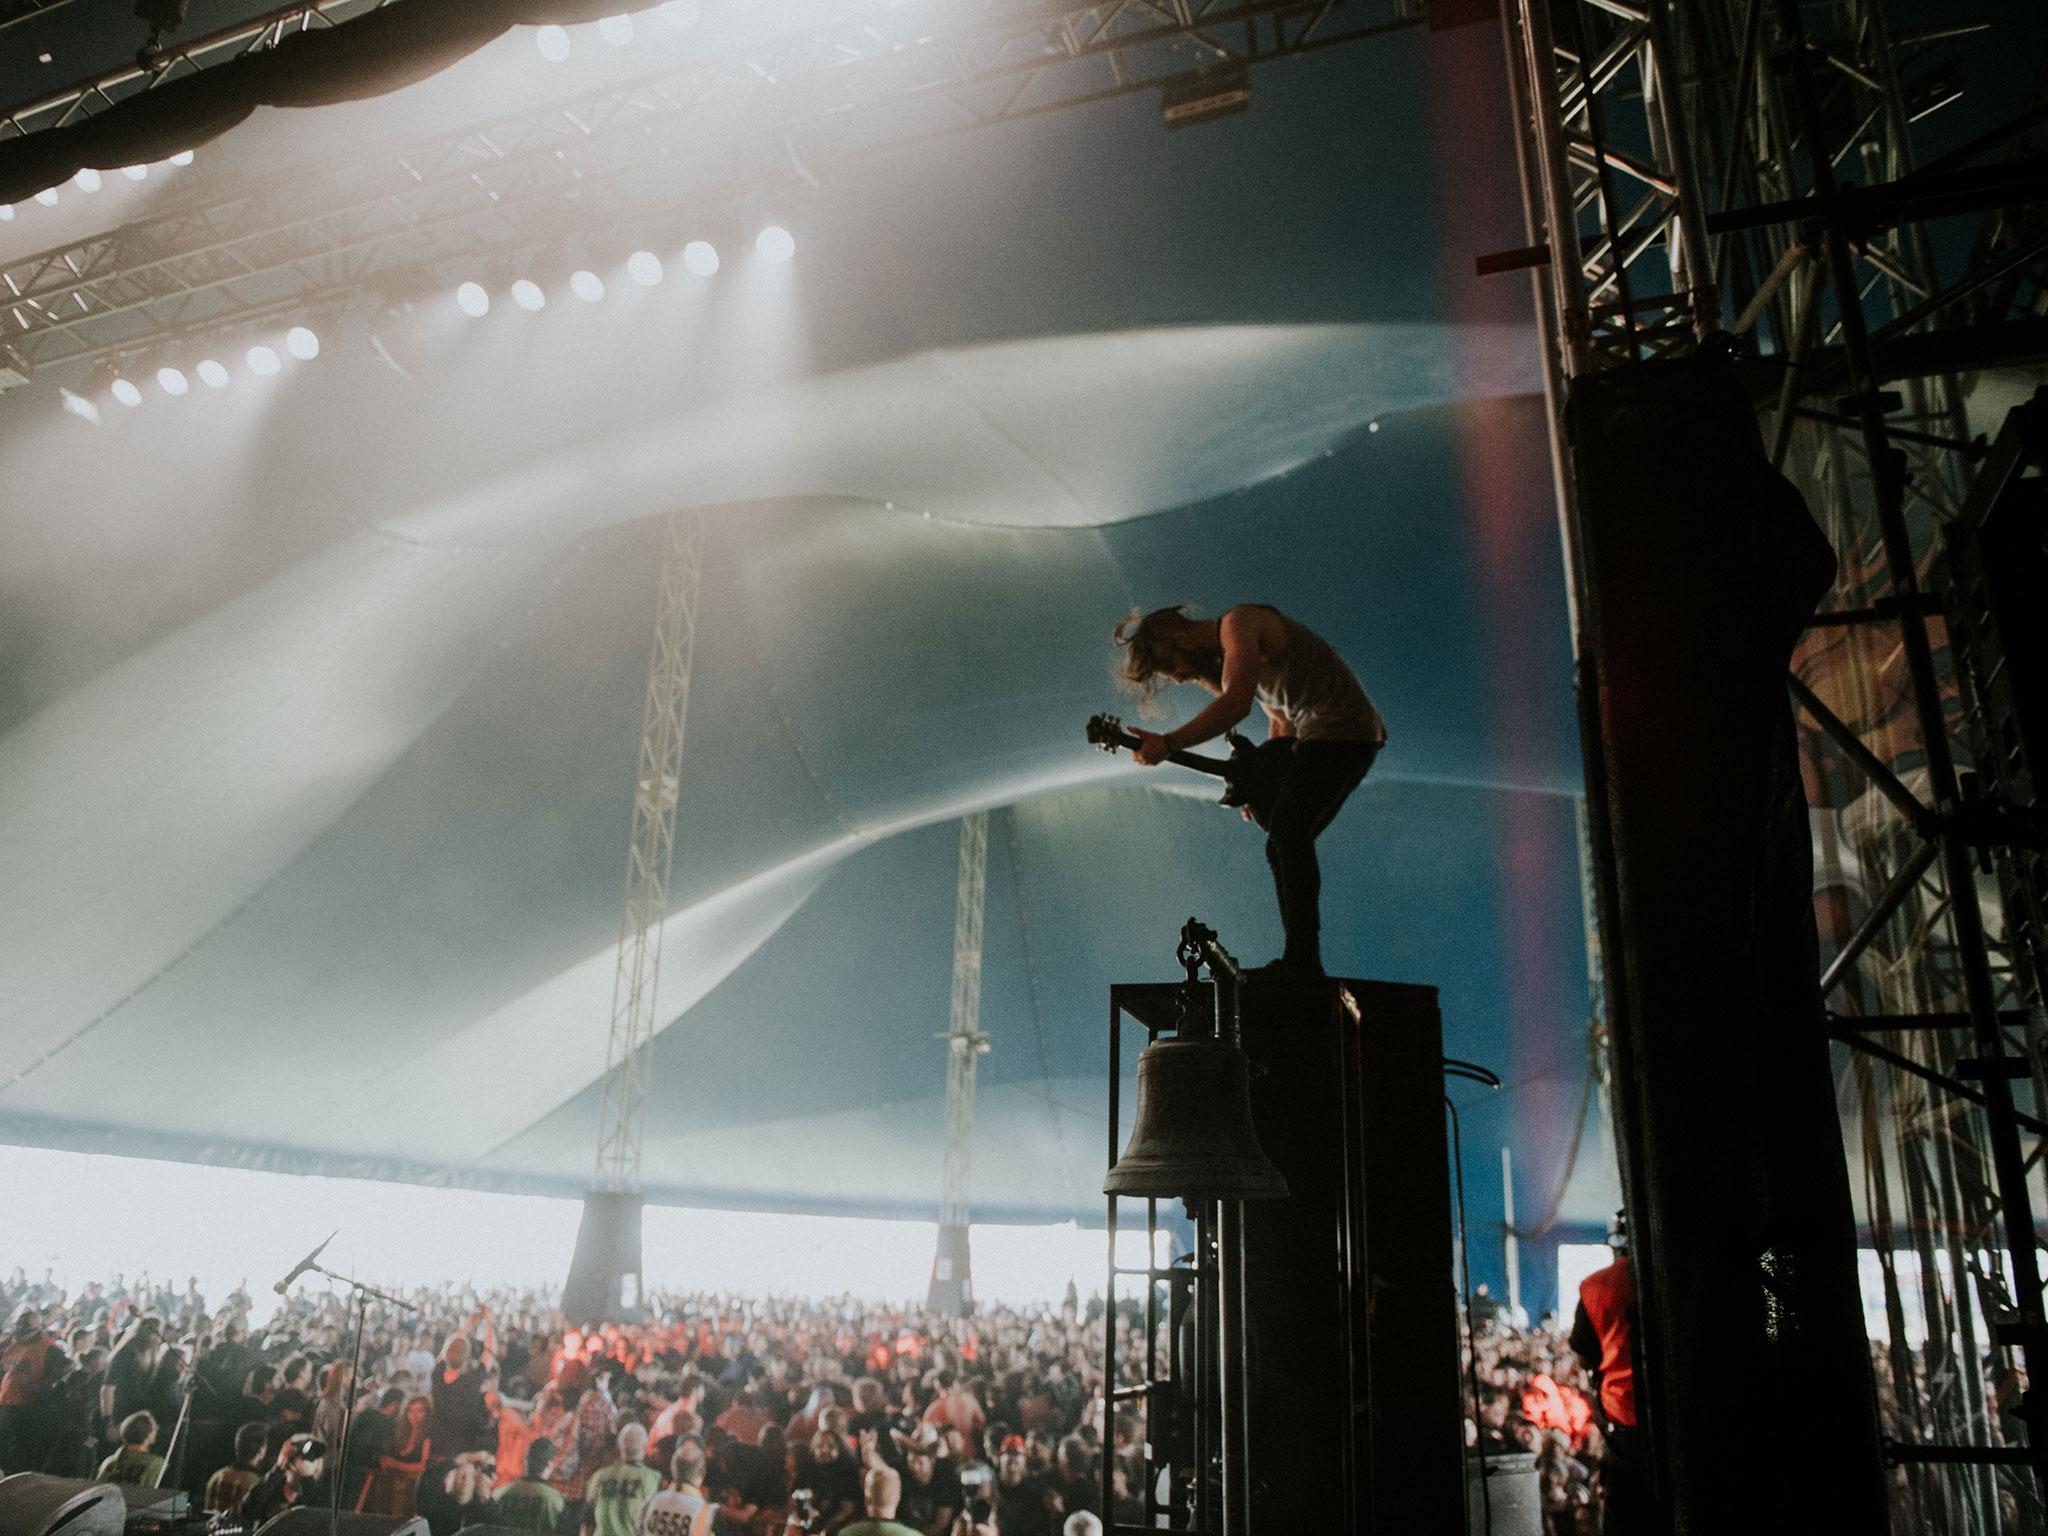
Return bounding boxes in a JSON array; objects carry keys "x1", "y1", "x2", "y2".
[
  {"x1": 169, "y1": 150, "x2": 194, "y2": 167},
  {"x1": 456, "y1": 281, "x2": 490, "y2": 318},
  {"x1": 598, "y1": 13, "x2": 633, "y2": 44},
  {"x1": 0, "y1": 205, "x2": 12, "y2": 220},
  {"x1": 535, "y1": 24, "x2": 571, "y2": 62},
  {"x1": 660, "y1": 0, "x2": 699, "y2": 27},
  {"x1": 626, "y1": 250, "x2": 663, "y2": 287},
  {"x1": 122, "y1": 165, "x2": 148, "y2": 181},
  {"x1": 73, "y1": 168, "x2": 101, "y2": 193},
  {"x1": 34, "y1": 187, "x2": 58, "y2": 206},
  {"x1": 246, "y1": 345, "x2": 281, "y2": 376},
  {"x1": 285, "y1": 326, "x2": 320, "y2": 360},
  {"x1": 156, "y1": 366, "x2": 189, "y2": 396},
  {"x1": 510, "y1": 279, "x2": 546, "y2": 312},
  {"x1": 111, "y1": 377, "x2": 142, "y2": 406},
  {"x1": 756, "y1": 225, "x2": 795, "y2": 263},
  {"x1": 570, "y1": 269, "x2": 605, "y2": 303},
  {"x1": 196, "y1": 359, "x2": 230, "y2": 388},
  {"x1": 60, "y1": 388, "x2": 99, "y2": 423},
  {"x1": 683, "y1": 240, "x2": 719, "y2": 277}
]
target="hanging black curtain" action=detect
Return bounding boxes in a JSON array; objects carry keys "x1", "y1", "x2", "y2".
[{"x1": 0, "y1": 0, "x2": 663, "y2": 208}]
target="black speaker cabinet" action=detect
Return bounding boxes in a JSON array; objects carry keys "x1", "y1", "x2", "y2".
[
  {"x1": 0, "y1": 1476, "x2": 125, "y2": 1536},
  {"x1": 252, "y1": 1510, "x2": 427, "y2": 1536},
  {"x1": 1237, "y1": 975, "x2": 1464, "y2": 1536}
]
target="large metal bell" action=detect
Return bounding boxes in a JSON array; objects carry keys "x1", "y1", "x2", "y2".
[{"x1": 1105, "y1": 1035, "x2": 1288, "y2": 1201}]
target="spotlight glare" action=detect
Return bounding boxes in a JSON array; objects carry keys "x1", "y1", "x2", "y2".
[
  {"x1": 598, "y1": 13, "x2": 634, "y2": 44},
  {"x1": 73, "y1": 168, "x2": 101, "y2": 193},
  {"x1": 169, "y1": 150, "x2": 194, "y2": 167},
  {"x1": 626, "y1": 250, "x2": 664, "y2": 287},
  {"x1": 34, "y1": 187, "x2": 59, "y2": 206},
  {"x1": 196, "y1": 359, "x2": 230, "y2": 389},
  {"x1": 570, "y1": 269, "x2": 605, "y2": 303},
  {"x1": 683, "y1": 240, "x2": 719, "y2": 277},
  {"x1": 122, "y1": 165, "x2": 148, "y2": 181},
  {"x1": 246, "y1": 345, "x2": 281, "y2": 377},
  {"x1": 111, "y1": 377, "x2": 142, "y2": 407},
  {"x1": 510, "y1": 279, "x2": 546, "y2": 312},
  {"x1": 60, "y1": 388, "x2": 99, "y2": 423},
  {"x1": 285, "y1": 326, "x2": 320, "y2": 360},
  {"x1": 756, "y1": 224, "x2": 796, "y2": 263},
  {"x1": 156, "y1": 366, "x2": 189, "y2": 397},
  {"x1": 535, "y1": 23, "x2": 571, "y2": 62},
  {"x1": 456, "y1": 281, "x2": 490, "y2": 318}
]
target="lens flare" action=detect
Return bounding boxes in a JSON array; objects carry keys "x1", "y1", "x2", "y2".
[
  {"x1": 756, "y1": 225, "x2": 796, "y2": 263},
  {"x1": 156, "y1": 366, "x2": 189, "y2": 397},
  {"x1": 111, "y1": 378, "x2": 142, "y2": 407},
  {"x1": 285, "y1": 326, "x2": 320, "y2": 360},
  {"x1": 570, "y1": 270, "x2": 605, "y2": 303},
  {"x1": 246, "y1": 346, "x2": 281, "y2": 377},
  {"x1": 511, "y1": 279, "x2": 546, "y2": 312},
  {"x1": 196, "y1": 359, "x2": 230, "y2": 389},
  {"x1": 683, "y1": 240, "x2": 719, "y2": 277},
  {"x1": 626, "y1": 251, "x2": 664, "y2": 287},
  {"x1": 456, "y1": 282, "x2": 490, "y2": 318}
]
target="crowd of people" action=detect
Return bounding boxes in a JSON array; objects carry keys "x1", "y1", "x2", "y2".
[{"x1": 1, "y1": 1269, "x2": 1613, "y2": 1536}]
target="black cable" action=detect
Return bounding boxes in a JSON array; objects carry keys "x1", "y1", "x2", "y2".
[{"x1": 1447, "y1": 1094, "x2": 1491, "y2": 1536}]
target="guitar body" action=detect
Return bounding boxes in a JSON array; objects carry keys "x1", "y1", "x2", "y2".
[
  {"x1": 1218, "y1": 733, "x2": 1294, "y2": 825},
  {"x1": 1085, "y1": 713, "x2": 1293, "y2": 824}
]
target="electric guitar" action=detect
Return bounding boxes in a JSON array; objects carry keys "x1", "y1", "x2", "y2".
[{"x1": 1085, "y1": 712, "x2": 1294, "y2": 822}]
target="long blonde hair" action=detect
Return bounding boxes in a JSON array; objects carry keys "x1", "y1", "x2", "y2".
[{"x1": 1111, "y1": 604, "x2": 1203, "y2": 717}]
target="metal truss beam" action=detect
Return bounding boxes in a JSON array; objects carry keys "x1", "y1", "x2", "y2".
[
  {"x1": 0, "y1": 0, "x2": 1419, "y2": 378},
  {"x1": 1501, "y1": 0, "x2": 2048, "y2": 1519},
  {"x1": 1, "y1": 1, "x2": 399, "y2": 141},
  {"x1": 593, "y1": 510, "x2": 705, "y2": 1195}
]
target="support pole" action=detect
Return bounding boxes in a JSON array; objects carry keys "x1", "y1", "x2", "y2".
[
  {"x1": 569, "y1": 510, "x2": 705, "y2": 1324},
  {"x1": 1501, "y1": 1144, "x2": 1522, "y2": 1322},
  {"x1": 929, "y1": 810, "x2": 990, "y2": 1315}
]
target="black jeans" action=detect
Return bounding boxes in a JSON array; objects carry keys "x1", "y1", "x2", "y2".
[{"x1": 1253, "y1": 740, "x2": 1378, "y2": 964}]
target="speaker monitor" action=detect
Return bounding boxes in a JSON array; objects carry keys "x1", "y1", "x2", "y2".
[
  {"x1": 1237, "y1": 975, "x2": 1464, "y2": 1536},
  {"x1": 0, "y1": 1476, "x2": 125, "y2": 1536},
  {"x1": 252, "y1": 1512, "x2": 427, "y2": 1536}
]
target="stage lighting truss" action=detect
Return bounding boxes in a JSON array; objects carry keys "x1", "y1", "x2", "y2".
[
  {"x1": 0, "y1": 0, "x2": 1424, "y2": 384},
  {"x1": 1501, "y1": 0, "x2": 2048, "y2": 1509}
]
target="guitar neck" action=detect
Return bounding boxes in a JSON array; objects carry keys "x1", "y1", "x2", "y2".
[{"x1": 1108, "y1": 730, "x2": 1229, "y2": 779}]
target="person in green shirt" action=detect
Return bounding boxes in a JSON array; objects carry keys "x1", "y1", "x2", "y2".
[
  {"x1": 581, "y1": 1423, "x2": 660, "y2": 1536},
  {"x1": 835, "y1": 1467, "x2": 922, "y2": 1536},
  {"x1": 96, "y1": 1411, "x2": 167, "y2": 1487},
  {"x1": 493, "y1": 1439, "x2": 569, "y2": 1534}
]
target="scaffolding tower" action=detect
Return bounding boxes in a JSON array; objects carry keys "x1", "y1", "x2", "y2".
[
  {"x1": 565, "y1": 510, "x2": 706, "y2": 1324},
  {"x1": 930, "y1": 810, "x2": 991, "y2": 1315},
  {"x1": 1497, "y1": 0, "x2": 2047, "y2": 1524}
]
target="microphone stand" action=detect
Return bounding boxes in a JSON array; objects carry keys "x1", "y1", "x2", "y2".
[{"x1": 279, "y1": 1261, "x2": 410, "y2": 1536}]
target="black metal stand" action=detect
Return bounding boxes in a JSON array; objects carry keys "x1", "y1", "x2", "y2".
[{"x1": 282, "y1": 1261, "x2": 409, "y2": 1536}]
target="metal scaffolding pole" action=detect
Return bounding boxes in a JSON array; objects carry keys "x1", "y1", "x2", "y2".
[
  {"x1": 594, "y1": 510, "x2": 707, "y2": 1198},
  {"x1": 1498, "y1": 0, "x2": 2048, "y2": 1523},
  {"x1": 929, "y1": 810, "x2": 991, "y2": 1315}
]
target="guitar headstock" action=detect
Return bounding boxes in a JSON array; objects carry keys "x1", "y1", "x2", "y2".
[{"x1": 1085, "y1": 713, "x2": 1126, "y2": 753}]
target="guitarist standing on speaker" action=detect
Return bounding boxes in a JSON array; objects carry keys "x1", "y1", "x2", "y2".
[{"x1": 1112, "y1": 604, "x2": 1385, "y2": 976}]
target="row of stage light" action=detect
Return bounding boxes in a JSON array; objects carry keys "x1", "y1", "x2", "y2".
[
  {"x1": 54, "y1": 224, "x2": 795, "y2": 423},
  {"x1": 60, "y1": 327, "x2": 320, "y2": 424},
  {"x1": 2, "y1": 151, "x2": 196, "y2": 222},
  {"x1": 454, "y1": 225, "x2": 792, "y2": 317}
]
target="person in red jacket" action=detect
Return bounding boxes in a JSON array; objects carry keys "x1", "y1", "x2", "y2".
[{"x1": 1570, "y1": 1212, "x2": 1644, "y2": 1535}]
